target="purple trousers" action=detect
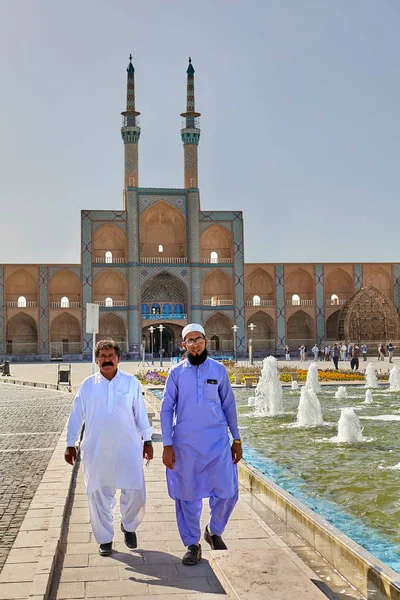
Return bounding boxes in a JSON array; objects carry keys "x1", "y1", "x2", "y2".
[{"x1": 175, "y1": 492, "x2": 238, "y2": 547}]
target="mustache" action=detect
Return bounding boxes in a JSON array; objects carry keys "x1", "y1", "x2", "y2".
[{"x1": 101, "y1": 361, "x2": 114, "y2": 367}]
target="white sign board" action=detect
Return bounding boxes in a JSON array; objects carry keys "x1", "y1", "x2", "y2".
[{"x1": 86, "y1": 303, "x2": 99, "y2": 334}]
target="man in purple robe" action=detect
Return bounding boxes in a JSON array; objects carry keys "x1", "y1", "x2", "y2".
[{"x1": 161, "y1": 323, "x2": 242, "y2": 566}]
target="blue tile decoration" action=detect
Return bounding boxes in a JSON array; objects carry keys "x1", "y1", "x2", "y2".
[
  {"x1": 128, "y1": 265, "x2": 140, "y2": 353},
  {"x1": 275, "y1": 265, "x2": 286, "y2": 350},
  {"x1": 139, "y1": 194, "x2": 186, "y2": 216},
  {"x1": 392, "y1": 265, "x2": 400, "y2": 315},
  {"x1": 38, "y1": 266, "x2": 49, "y2": 355},
  {"x1": 354, "y1": 264, "x2": 363, "y2": 291},
  {"x1": 188, "y1": 191, "x2": 200, "y2": 263},
  {"x1": 81, "y1": 211, "x2": 93, "y2": 354},
  {"x1": 190, "y1": 266, "x2": 202, "y2": 323},
  {"x1": 315, "y1": 264, "x2": 325, "y2": 344},
  {"x1": 139, "y1": 265, "x2": 189, "y2": 284}
]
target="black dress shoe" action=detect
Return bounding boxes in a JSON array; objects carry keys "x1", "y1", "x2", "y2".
[
  {"x1": 182, "y1": 543, "x2": 202, "y2": 565},
  {"x1": 99, "y1": 542, "x2": 112, "y2": 556},
  {"x1": 204, "y1": 525, "x2": 228, "y2": 550},
  {"x1": 121, "y1": 523, "x2": 137, "y2": 549}
]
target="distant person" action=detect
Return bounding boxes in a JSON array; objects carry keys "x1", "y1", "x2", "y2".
[
  {"x1": 350, "y1": 345, "x2": 360, "y2": 371},
  {"x1": 347, "y1": 343, "x2": 352, "y2": 360},
  {"x1": 387, "y1": 341, "x2": 395, "y2": 363},
  {"x1": 341, "y1": 343, "x2": 347, "y2": 361},
  {"x1": 284, "y1": 345, "x2": 291, "y2": 361},
  {"x1": 332, "y1": 343, "x2": 340, "y2": 370},
  {"x1": 299, "y1": 344, "x2": 306, "y2": 362},
  {"x1": 312, "y1": 344, "x2": 319, "y2": 361},
  {"x1": 378, "y1": 343, "x2": 385, "y2": 361},
  {"x1": 361, "y1": 344, "x2": 368, "y2": 361},
  {"x1": 325, "y1": 345, "x2": 331, "y2": 361},
  {"x1": 304, "y1": 344, "x2": 308, "y2": 361}
]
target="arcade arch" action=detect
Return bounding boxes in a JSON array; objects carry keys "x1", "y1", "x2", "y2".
[
  {"x1": 326, "y1": 310, "x2": 340, "y2": 340},
  {"x1": 364, "y1": 268, "x2": 391, "y2": 299},
  {"x1": 200, "y1": 224, "x2": 233, "y2": 263},
  {"x1": 92, "y1": 269, "x2": 127, "y2": 303},
  {"x1": 50, "y1": 313, "x2": 81, "y2": 354},
  {"x1": 141, "y1": 272, "x2": 187, "y2": 316},
  {"x1": 247, "y1": 312, "x2": 275, "y2": 351},
  {"x1": 202, "y1": 269, "x2": 234, "y2": 305},
  {"x1": 285, "y1": 268, "x2": 314, "y2": 302},
  {"x1": 6, "y1": 269, "x2": 37, "y2": 303},
  {"x1": 92, "y1": 224, "x2": 127, "y2": 262},
  {"x1": 6, "y1": 313, "x2": 38, "y2": 354},
  {"x1": 286, "y1": 310, "x2": 316, "y2": 350},
  {"x1": 98, "y1": 314, "x2": 127, "y2": 351},
  {"x1": 204, "y1": 313, "x2": 234, "y2": 352},
  {"x1": 245, "y1": 268, "x2": 274, "y2": 303},
  {"x1": 140, "y1": 202, "x2": 186, "y2": 259},
  {"x1": 49, "y1": 269, "x2": 81, "y2": 304}
]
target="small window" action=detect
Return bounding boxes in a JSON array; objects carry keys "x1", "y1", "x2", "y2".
[
  {"x1": 158, "y1": 244, "x2": 164, "y2": 253},
  {"x1": 105, "y1": 297, "x2": 113, "y2": 307},
  {"x1": 17, "y1": 296, "x2": 26, "y2": 308},
  {"x1": 331, "y1": 294, "x2": 339, "y2": 305},
  {"x1": 210, "y1": 251, "x2": 218, "y2": 264},
  {"x1": 105, "y1": 251, "x2": 113, "y2": 263},
  {"x1": 292, "y1": 294, "x2": 300, "y2": 305},
  {"x1": 61, "y1": 296, "x2": 70, "y2": 308},
  {"x1": 253, "y1": 295, "x2": 261, "y2": 306}
]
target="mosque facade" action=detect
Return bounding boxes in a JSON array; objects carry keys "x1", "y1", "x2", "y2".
[{"x1": 2, "y1": 58, "x2": 400, "y2": 361}]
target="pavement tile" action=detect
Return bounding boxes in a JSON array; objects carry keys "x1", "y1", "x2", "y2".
[
  {"x1": 88, "y1": 552, "x2": 144, "y2": 567},
  {"x1": 118, "y1": 563, "x2": 177, "y2": 579},
  {"x1": 12, "y1": 531, "x2": 47, "y2": 548},
  {"x1": 146, "y1": 576, "x2": 213, "y2": 595},
  {"x1": 63, "y1": 554, "x2": 89, "y2": 568},
  {"x1": 0, "y1": 562, "x2": 36, "y2": 583},
  {"x1": 6, "y1": 548, "x2": 42, "y2": 563},
  {"x1": 86, "y1": 580, "x2": 148, "y2": 597},
  {"x1": 60, "y1": 566, "x2": 119, "y2": 582},
  {"x1": 51, "y1": 581, "x2": 85, "y2": 599},
  {"x1": 0, "y1": 582, "x2": 32, "y2": 599}
]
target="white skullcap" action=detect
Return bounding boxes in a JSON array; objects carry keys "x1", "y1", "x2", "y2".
[{"x1": 182, "y1": 323, "x2": 205, "y2": 341}]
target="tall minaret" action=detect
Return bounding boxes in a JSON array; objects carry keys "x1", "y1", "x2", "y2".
[
  {"x1": 181, "y1": 57, "x2": 201, "y2": 189},
  {"x1": 121, "y1": 55, "x2": 140, "y2": 189}
]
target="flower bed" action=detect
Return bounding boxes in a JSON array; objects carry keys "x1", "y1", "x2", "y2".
[{"x1": 137, "y1": 369, "x2": 168, "y2": 385}]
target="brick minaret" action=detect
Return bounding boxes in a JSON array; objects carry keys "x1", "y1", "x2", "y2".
[
  {"x1": 121, "y1": 55, "x2": 141, "y2": 189},
  {"x1": 181, "y1": 57, "x2": 201, "y2": 189}
]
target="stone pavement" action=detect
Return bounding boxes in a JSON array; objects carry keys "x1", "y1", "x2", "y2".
[{"x1": 0, "y1": 386, "x2": 73, "y2": 573}]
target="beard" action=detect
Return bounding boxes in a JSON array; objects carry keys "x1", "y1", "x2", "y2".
[{"x1": 186, "y1": 346, "x2": 208, "y2": 366}]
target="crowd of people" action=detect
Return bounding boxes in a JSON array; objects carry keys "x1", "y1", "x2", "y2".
[{"x1": 283, "y1": 341, "x2": 395, "y2": 370}]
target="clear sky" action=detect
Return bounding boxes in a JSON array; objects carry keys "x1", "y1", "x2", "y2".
[{"x1": 0, "y1": 0, "x2": 399, "y2": 265}]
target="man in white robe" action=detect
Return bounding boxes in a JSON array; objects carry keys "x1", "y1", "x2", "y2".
[{"x1": 65, "y1": 340, "x2": 153, "y2": 556}]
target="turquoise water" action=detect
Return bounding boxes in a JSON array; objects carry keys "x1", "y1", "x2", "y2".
[{"x1": 151, "y1": 386, "x2": 400, "y2": 572}]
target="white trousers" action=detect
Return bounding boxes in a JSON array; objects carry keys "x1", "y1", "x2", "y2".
[{"x1": 88, "y1": 486, "x2": 145, "y2": 544}]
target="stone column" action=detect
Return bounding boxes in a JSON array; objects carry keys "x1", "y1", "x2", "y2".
[
  {"x1": 314, "y1": 264, "x2": 325, "y2": 344},
  {"x1": 354, "y1": 264, "x2": 363, "y2": 292},
  {"x1": 81, "y1": 212, "x2": 93, "y2": 358},
  {"x1": 0, "y1": 266, "x2": 4, "y2": 356},
  {"x1": 275, "y1": 265, "x2": 286, "y2": 350},
  {"x1": 38, "y1": 266, "x2": 50, "y2": 358}
]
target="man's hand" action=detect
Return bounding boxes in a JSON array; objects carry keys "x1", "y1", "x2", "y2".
[
  {"x1": 64, "y1": 446, "x2": 77, "y2": 465},
  {"x1": 143, "y1": 443, "x2": 154, "y2": 461},
  {"x1": 231, "y1": 442, "x2": 242, "y2": 465},
  {"x1": 162, "y1": 445, "x2": 175, "y2": 470}
]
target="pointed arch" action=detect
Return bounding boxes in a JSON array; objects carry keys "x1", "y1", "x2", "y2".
[
  {"x1": 245, "y1": 268, "x2": 274, "y2": 300},
  {"x1": 285, "y1": 267, "x2": 314, "y2": 296},
  {"x1": 92, "y1": 224, "x2": 127, "y2": 262},
  {"x1": 204, "y1": 312, "x2": 234, "y2": 352},
  {"x1": 364, "y1": 268, "x2": 391, "y2": 299},
  {"x1": 325, "y1": 268, "x2": 353, "y2": 295},
  {"x1": 200, "y1": 224, "x2": 233, "y2": 262},
  {"x1": 286, "y1": 310, "x2": 316, "y2": 349},
  {"x1": 92, "y1": 269, "x2": 127, "y2": 302},
  {"x1": 247, "y1": 311, "x2": 275, "y2": 350},
  {"x1": 202, "y1": 269, "x2": 234, "y2": 300},
  {"x1": 6, "y1": 312, "x2": 38, "y2": 354},
  {"x1": 6, "y1": 269, "x2": 37, "y2": 301},
  {"x1": 49, "y1": 269, "x2": 81, "y2": 303},
  {"x1": 141, "y1": 272, "x2": 188, "y2": 304},
  {"x1": 98, "y1": 313, "x2": 127, "y2": 350},
  {"x1": 326, "y1": 310, "x2": 340, "y2": 340},
  {"x1": 50, "y1": 313, "x2": 81, "y2": 353},
  {"x1": 338, "y1": 286, "x2": 398, "y2": 342},
  {"x1": 140, "y1": 201, "x2": 186, "y2": 259}
]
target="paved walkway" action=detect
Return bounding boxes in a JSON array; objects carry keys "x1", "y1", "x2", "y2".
[{"x1": 1, "y1": 356, "x2": 395, "y2": 389}]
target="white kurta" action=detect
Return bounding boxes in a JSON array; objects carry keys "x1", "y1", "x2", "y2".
[{"x1": 66, "y1": 369, "x2": 153, "y2": 496}]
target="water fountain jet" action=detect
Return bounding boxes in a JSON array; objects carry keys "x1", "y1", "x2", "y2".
[
  {"x1": 365, "y1": 363, "x2": 378, "y2": 388},
  {"x1": 291, "y1": 380, "x2": 299, "y2": 391},
  {"x1": 254, "y1": 356, "x2": 284, "y2": 416},
  {"x1": 335, "y1": 386, "x2": 348, "y2": 399},
  {"x1": 335, "y1": 407, "x2": 364, "y2": 442},
  {"x1": 296, "y1": 384, "x2": 323, "y2": 427},
  {"x1": 305, "y1": 362, "x2": 321, "y2": 393},
  {"x1": 389, "y1": 365, "x2": 400, "y2": 392},
  {"x1": 364, "y1": 389, "x2": 373, "y2": 404}
]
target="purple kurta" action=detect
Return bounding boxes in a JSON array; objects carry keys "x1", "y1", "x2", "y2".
[{"x1": 160, "y1": 357, "x2": 240, "y2": 501}]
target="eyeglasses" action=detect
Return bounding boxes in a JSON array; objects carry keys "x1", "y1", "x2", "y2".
[{"x1": 184, "y1": 337, "x2": 205, "y2": 346}]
